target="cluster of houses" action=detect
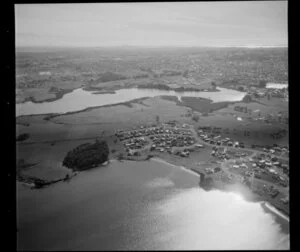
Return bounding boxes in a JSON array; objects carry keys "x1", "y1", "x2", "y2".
[
  {"x1": 234, "y1": 105, "x2": 250, "y2": 113},
  {"x1": 115, "y1": 123, "x2": 192, "y2": 141},
  {"x1": 150, "y1": 134, "x2": 197, "y2": 155},
  {"x1": 198, "y1": 129, "x2": 245, "y2": 148},
  {"x1": 251, "y1": 113, "x2": 289, "y2": 126},
  {"x1": 123, "y1": 137, "x2": 149, "y2": 153},
  {"x1": 204, "y1": 166, "x2": 221, "y2": 174},
  {"x1": 115, "y1": 123, "x2": 198, "y2": 156},
  {"x1": 245, "y1": 86, "x2": 285, "y2": 99},
  {"x1": 197, "y1": 127, "x2": 288, "y2": 158},
  {"x1": 261, "y1": 184, "x2": 280, "y2": 198},
  {"x1": 252, "y1": 184, "x2": 279, "y2": 198},
  {"x1": 266, "y1": 87, "x2": 288, "y2": 99},
  {"x1": 230, "y1": 153, "x2": 289, "y2": 186},
  {"x1": 253, "y1": 153, "x2": 289, "y2": 175},
  {"x1": 251, "y1": 144, "x2": 289, "y2": 156},
  {"x1": 211, "y1": 146, "x2": 230, "y2": 160},
  {"x1": 231, "y1": 164, "x2": 253, "y2": 178},
  {"x1": 280, "y1": 196, "x2": 289, "y2": 205}
]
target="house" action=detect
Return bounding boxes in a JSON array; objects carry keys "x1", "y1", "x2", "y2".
[
  {"x1": 240, "y1": 163, "x2": 248, "y2": 169},
  {"x1": 233, "y1": 142, "x2": 239, "y2": 147},
  {"x1": 280, "y1": 197, "x2": 289, "y2": 204}
]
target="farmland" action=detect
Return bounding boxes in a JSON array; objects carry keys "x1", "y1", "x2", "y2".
[{"x1": 16, "y1": 47, "x2": 289, "y2": 217}]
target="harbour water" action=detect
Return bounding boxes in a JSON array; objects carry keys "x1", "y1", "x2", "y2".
[
  {"x1": 16, "y1": 87, "x2": 246, "y2": 116},
  {"x1": 17, "y1": 159, "x2": 289, "y2": 250}
]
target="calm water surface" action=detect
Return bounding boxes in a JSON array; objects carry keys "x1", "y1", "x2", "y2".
[
  {"x1": 16, "y1": 87, "x2": 246, "y2": 116},
  {"x1": 17, "y1": 160, "x2": 289, "y2": 250},
  {"x1": 266, "y1": 83, "x2": 288, "y2": 89}
]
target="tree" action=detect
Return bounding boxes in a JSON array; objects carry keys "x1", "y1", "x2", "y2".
[
  {"x1": 182, "y1": 70, "x2": 189, "y2": 78},
  {"x1": 156, "y1": 115, "x2": 160, "y2": 124},
  {"x1": 259, "y1": 80, "x2": 267, "y2": 88},
  {"x1": 242, "y1": 94, "x2": 252, "y2": 103},
  {"x1": 192, "y1": 114, "x2": 200, "y2": 122}
]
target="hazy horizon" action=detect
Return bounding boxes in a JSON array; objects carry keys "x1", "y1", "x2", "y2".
[{"x1": 15, "y1": 1, "x2": 287, "y2": 48}]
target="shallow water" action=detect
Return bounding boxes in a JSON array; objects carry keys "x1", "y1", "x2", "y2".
[
  {"x1": 17, "y1": 160, "x2": 289, "y2": 250},
  {"x1": 16, "y1": 87, "x2": 246, "y2": 116}
]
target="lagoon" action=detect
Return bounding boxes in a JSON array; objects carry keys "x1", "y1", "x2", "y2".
[
  {"x1": 16, "y1": 87, "x2": 246, "y2": 117},
  {"x1": 17, "y1": 159, "x2": 289, "y2": 250}
]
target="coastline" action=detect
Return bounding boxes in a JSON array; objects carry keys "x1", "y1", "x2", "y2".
[
  {"x1": 16, "y1": 84, "x2": 217, "y2": 105},
  {"x1": 16, "y1": 96, "x2": 150, "y2": 119},
  {"x1": 16, "y1": 85, "x2": 243, "y2": 118},
  {"x1": 16, "y1": 88, "x2": 75, "y2": 105},
  {"x1": 17, "y1": 155, "x2": 289, "y2": 236},
  {"x1": 263, "y1": 202, "x2": 289, "y2": 222},
  {"x1": 147, "y1": 157, "x2": 289, "y2": 233}
]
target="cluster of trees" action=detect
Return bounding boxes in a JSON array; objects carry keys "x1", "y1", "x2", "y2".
[
  {"x1": 16, "y1": 133, "x2": 30, "y2": 142},
  {"x1": 161, "y1": 70, "x2": 182, "y2": 77},
  {"x1": 174, "y1": 86, "x2": 200, "y2": 92},
  {"x1": 270, "y1": 129, "x2": 287, "y2": 140},
  {"x1": 139, "y1": 83, "x2": 171, "y2": 90},
  {"x1": 138, "y1": 83, "x2": 200, "y2": 92},
  {"x1": 62, "y1": 140, "x2": 109, "y2": 171},
  {"x1": 133, "y1": 73, "x2": 149, "y2": 79},
  {"x1": 97, "y1": 71, "x2": 127, "y2": 82}
]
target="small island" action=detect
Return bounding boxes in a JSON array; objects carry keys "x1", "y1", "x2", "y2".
[{"x1": 62, "y1": 140, "x2": 109, "y2": 171}]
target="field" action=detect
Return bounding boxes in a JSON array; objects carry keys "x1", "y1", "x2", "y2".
[
  {"x1": 16, "y1": 94, "x2": 288, "y2": 182},
  {"x1": 49, "y1": 97, "x2": 190, "y2": 130}
]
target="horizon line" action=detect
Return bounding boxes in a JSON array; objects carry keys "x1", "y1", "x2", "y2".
[{"x1": 16, "y1": 44, "x2": 288, "y2": 50}]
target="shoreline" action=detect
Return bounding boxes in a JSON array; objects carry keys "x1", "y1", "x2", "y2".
[
  {"x1": 16, "y1": 96, "x2": 150, "y2": 119},
  {"x1": 16, "y1": 85, "x2": 244, "y2": 118},
  {"x1": 147, "y1": 157, "x2": 289, "y2": 230},
  {"x1": 264, "y1": 202, "x2": 289, "y2": 222},
  {"x1": 17, "y1": 156, "x2": 289, "y2": 234},
  {"x1": 16, "y1": 88, "x2": 75, "y2": 105}
]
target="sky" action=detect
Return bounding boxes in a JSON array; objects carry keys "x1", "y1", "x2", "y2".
[{"x1": 15, "y1": 1, "x2": 288, "y2": 48}]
